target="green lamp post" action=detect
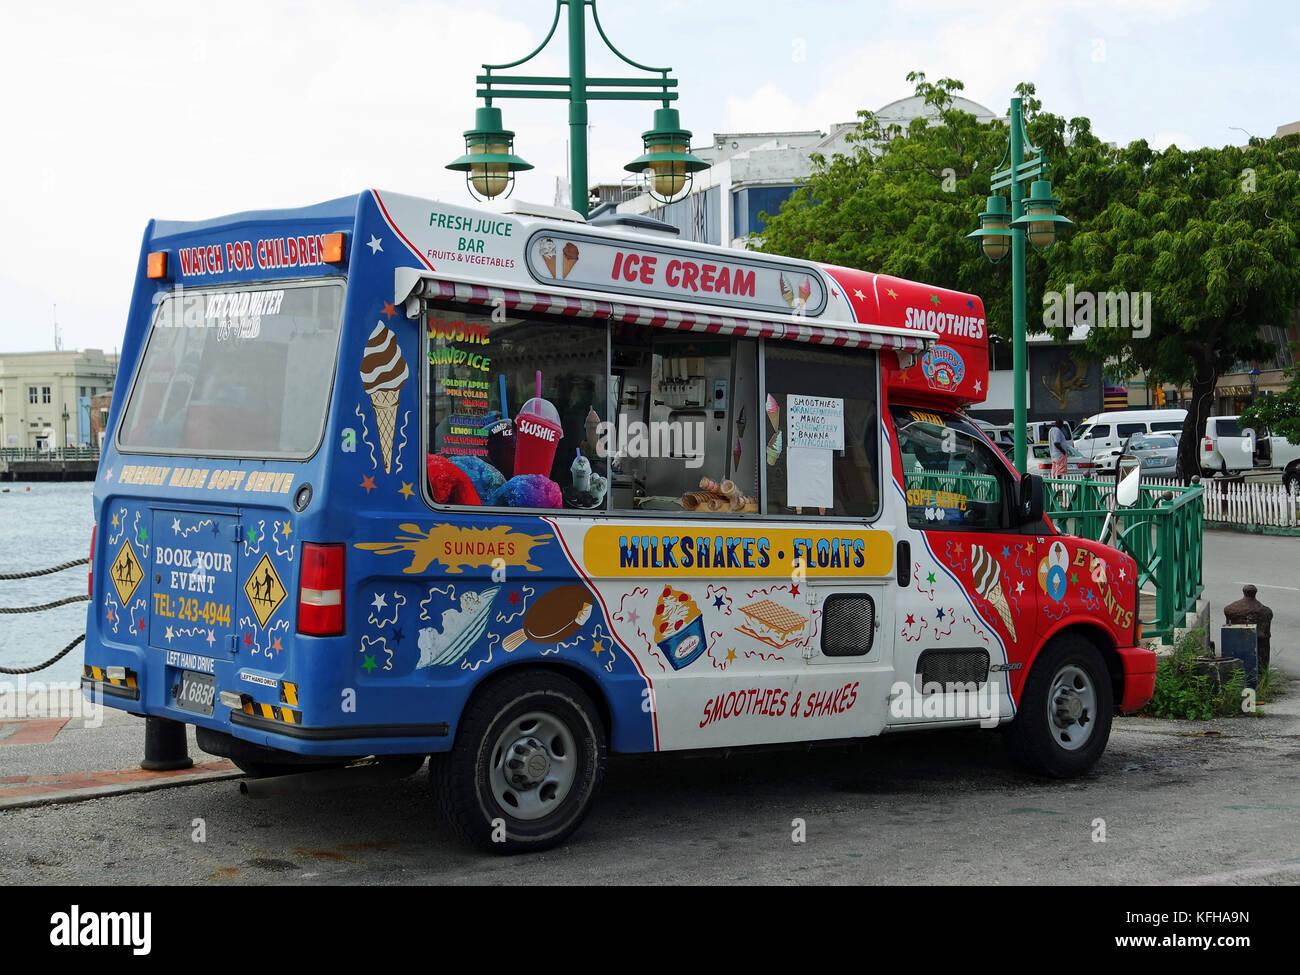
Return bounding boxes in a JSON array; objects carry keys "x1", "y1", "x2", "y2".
[
  {"x1": 447, "y1": 0, "x2": 707, "y2": 217},
  {"x1": 967, "y1": 96, "x2": 1073, "y2": 473}
]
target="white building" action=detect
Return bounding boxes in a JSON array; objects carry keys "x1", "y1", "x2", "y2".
[{"x1": 0, "y1": 349, "x2": 118, "y2": 448}]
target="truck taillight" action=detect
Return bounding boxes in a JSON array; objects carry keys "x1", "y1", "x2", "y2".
[
  {"x1": 1203, "y1": 438, "x2": 1213, "y2": 451},
  {"x1": 298, "y1": 543, "x2": 345, "y2": 636},
  {"x1": 88, "y1": 525, "x2": 96, "y2": 596}
]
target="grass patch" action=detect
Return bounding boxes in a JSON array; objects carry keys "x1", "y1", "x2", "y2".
[{"x1": 1141, "y1": 626, "x2": 1251, "y2": 720}]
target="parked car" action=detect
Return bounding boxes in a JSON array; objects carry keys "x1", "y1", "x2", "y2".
[
  {"x1": 1123, "y1": 433, "x2": 1179, "y2": 478},
  {"x1": 1200, "y1": 415, "x2": 1300, "y2": 485},
  {"x1": 1027, "y1": 441, "x2": 1100, "y2": 476},
  {"x1": 1073, "y1": 409, "x2": 1187, "y2": 471}
]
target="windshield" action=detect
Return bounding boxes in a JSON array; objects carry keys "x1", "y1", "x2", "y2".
[{"x1": 118, "y1": 281, "x2": 344, "y2": 457}]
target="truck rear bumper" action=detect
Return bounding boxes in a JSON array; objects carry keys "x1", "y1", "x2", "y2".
[{"x1": 1116, "y1": 645, "x2": 1158, "y2": 712}]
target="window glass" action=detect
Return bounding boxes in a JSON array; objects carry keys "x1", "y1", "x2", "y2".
[
  {"x1": 1084, "y1": 424, "x2": 1110, "y2": 439},
  {"x1": 608, "y1": 325, "x2": 759, "y2": 515},
  {"x1": 891, "y1": 407, "x2": 1011, "y2": 531},
  {"x1": 119, "y1": 281, "x2": 343, "y2": 456},
  {"x1": 42, "y1": 387, "x2": 51, "y2": 404},
  {"x1": 1150, "y1": 421, "x2": 1183, "y2": 432},
  {"x1": 425, "y1": 306, "x2": 606, "y2": 509},
  {"x1": 1117, "y1": 422, "x2": 1146, "y2": 438},
  {"x1": 764, "y1": 343, "x2": 879, "y2": 518},
  {"x1": 28, "y1": 387, "x2": 37, "y2": 404},
  {"x1": 1213, "y1": 418, "x2": 1241, "y2": 437}
]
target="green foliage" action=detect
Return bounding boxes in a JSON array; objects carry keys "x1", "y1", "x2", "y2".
[
  {"x1": 1142, "y1": 628, "x2": 1249, "y2": 720},
  {"x1": 1241, "y1": 361, "x2": 1300, "y2": 444},
  {"x1": 758, "y1": 71, "x2": 1300, "y2": 476}
]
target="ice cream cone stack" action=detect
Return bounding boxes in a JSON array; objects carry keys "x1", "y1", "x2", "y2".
[{"x1": 360, "y1": 321, "x2": 410, "y2": 475}]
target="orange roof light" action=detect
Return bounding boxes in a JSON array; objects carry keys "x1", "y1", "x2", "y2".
[
  {"x1": 146, "y1": 251, "x2": 168, "y2": 279},
  {"x1": 322, "y1": 233, "x2": 346, "y2": 264}
]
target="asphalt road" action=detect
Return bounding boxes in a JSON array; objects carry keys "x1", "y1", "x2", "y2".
[{"x1": 1200, "y1": 528, "x2": 1300, "y2": 678}]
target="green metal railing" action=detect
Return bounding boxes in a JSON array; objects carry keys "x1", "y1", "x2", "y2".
[
  {"x1": 1045, "y1": 477, "x2": 1204, "y2": 642},
  {"x1": 0, "y1": 447, "x2": 100, "y2": 461}
]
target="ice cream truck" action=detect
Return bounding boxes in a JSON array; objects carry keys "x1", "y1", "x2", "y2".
[{"x1": 83, "y1": 190, "x2": 1155, "y2": 852}]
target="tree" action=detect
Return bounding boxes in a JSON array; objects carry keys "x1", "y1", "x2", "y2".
[
  {"x1": 1241, "y1": 357, "x2": 1300, "y2": 444},
  {"x1": 1057, "y1": 136, "x2": 1300, "y2": 478}
]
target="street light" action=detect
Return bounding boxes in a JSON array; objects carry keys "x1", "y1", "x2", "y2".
[
  {"x1": 61, "y1": 404, "x2": 69, "y2": 450},
  {"x1": 967, "y1": 96, "x2": 1073, "y2": 473},
  {"x1": 447, "y1": 1, "x2": 706, "y2": 217}
]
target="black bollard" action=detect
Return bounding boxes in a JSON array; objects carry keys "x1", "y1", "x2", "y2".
[
  {"x1": 1223, "y1": 585, "x2": 1273, "y2": 674},
  {"x1": 141, "y1": 716, "x2": 194, "y2": 771}
]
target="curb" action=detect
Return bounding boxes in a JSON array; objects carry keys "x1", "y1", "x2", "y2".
[
  {"x1": 1203, "y1": 522, "x2": 1300, "y2": 537},
  {"x1": 0, "y1": 761, "x2": 242, "y2": 812}
]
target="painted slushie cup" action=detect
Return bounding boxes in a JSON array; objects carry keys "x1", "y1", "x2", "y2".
[
  {"x1": 514, "y1": 371, "x2": 562, "y2": 477},
  {"x1": 487, "y1": 374, "x2": 516, "y2": 477}
]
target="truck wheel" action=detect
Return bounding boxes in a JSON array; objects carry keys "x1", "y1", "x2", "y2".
[
  {"x1": 431, "y1": 671, "x2": 606, "y2": 854},
  {"x1": 1284, "y1": 467, "x2": 1300, "y2": 496},
  {"x1": 1003, "y1": 634, "x2": 1113, "y2": 778}
]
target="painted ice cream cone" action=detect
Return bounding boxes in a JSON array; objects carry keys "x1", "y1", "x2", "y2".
[
  {"x1": 539, "y1": 237, "x2": 557, "y2": 277},
  {"x1": 779, "y1": 274, "x2": 794, "y2": 307},
  {"x1": 736, "y1": 404, "x2": 747, "y2": 441},
  {"x1": 766, "y1": 393, "x2": 779, "y2": 431},
  {"x1": 561, "y1": 241, "x2": 579, "y2": 278},
  {"x1": 766, "y1": 429, "x2": 783, "y2": 466},
  {"x1": 970, "y1": 544, "x2": 1017, "y2": 640},
  {"x1": 360, "y1": 321, "x2": 409, "y2": 475}
]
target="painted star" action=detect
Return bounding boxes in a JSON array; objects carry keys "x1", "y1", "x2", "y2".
[
  {"x1": 1015, "y1": 580, "x2": 1025, "y2": 595},
  {"x1": 390, "y1": 626, "x2": 404, "y2": 644},
  {"x1": 935, "y1": 607, "x2": 945, "y2": 620},
  {"x1": 362, "y1": 654, "x2": 377, "y2": 673},
  {"x1": 371, "y1": 592, "x2": 388, "y2": 611},
  {"x1": 244, "y1": 632, "x2": 253, "y2": 646},
  {"x1": 974, "y1": 380, "x2": 983, "y2": 394},
  {"x1": 906, "y1": 614, "x2": 915, "y2": 626},
  {"x1": 508, "y1": 590, "x2": 521, "y2": 605},
  {"x1": 725, "y1": 648, "x2": 737, "y2": 663},
  {"x1": 172, "y1": 517, "x2": 181, "y2": 534},
  {"x1": 929, "y1": 294, "x2": 941, "y2": 307},
  {"x1": 590, "y1": 639, "x2": 605, "y2": 657},
  {"x1": 104, "y1": 468, "x2": 114, "y2": 482},
  {"x1": 111, "y1": 513, "x2": 119, "y2": 527},
  {"x1": 282, "y1": 521, "x2": 292, "y2": 537},
  {"x1": 853, "y1": 289, "x2": 866, "y2": 300},
  {"x1": 1119, "y1": 566, "x2": 1128, "y2": 581},
  {"x1": 713, "y1": 594, "x2": 726, "y2": 610},
  {"x1": 272, "y1": 637, "x2": 283, "y2": 652},
  {"x1": 210, "y1": 521, "x2": 221, "y2": 537},
  {"x1": 140, "y1": 526, "x2": 148, "y2": 542},
  {"x1": 246, "y1": 527, "x2": 257, "y2": 543},
  {"x1": 1024, "y1": 541, "x2": 1034, "y2": 554},
  {"x1": 1083, "y1": 588, "x2": 1094, "y2": 601},
  {"x1": 886, "y1": 288, "x2": 899, "y2": 299},
  {"x1": 626, "y1": 608, "x2": 640, "y2": 627},
  {"x1": 137, "y1": 619, "x2": 145, "y2": 631},
  {"x1": 164, "y1": 625, "x2": 174, "y2": 642},
  {"x1": 381, "y1": 301, "x2": 397, "y2": 320},
  {"x1": 1069, "y1": 572, "x2": 1079, "y2": 586},
  {"x1": 897, "y1": 369, "x2": 910, "y2": 382},
  {"x1": 955, "y1": 542, "x2": 965, "y2": 556},
  {"x1": 106, "y1": 608, "x2": 115, "y2": 622},
  {"x1": 926, "y1": 571, "x2": 936, "y2": 584},
  {"x1": 398, "y1": 481, "x2": 415, "y2": 500},
  {"x1": 967, "y1": 299, "x2": 975, "y2": 310},
  {"x1": 366, "y1": 234, "x2": 383, "y2": 254},
  {"x1": 206, "y1": 629, "x2": 215, "y2": 648},
  {"x1": 1002, "y1": 546, "x2": 1010, "y2": 558},
  {"x1": 360, "y1": 475, "x2": 376, "y2": 494},
  {"x1": 790, "y1": 584, "x2": 800, "y2": 597}
]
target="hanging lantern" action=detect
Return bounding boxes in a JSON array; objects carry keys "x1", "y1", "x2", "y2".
[
  {"x1": 967, "y1": 195, "x2": 1012, "y2": 263},
  {"x1": 624, "y1": 108, "x2": 708, "y2": 201},
  {"x1": 1013, "y1": 179, "x2": 1073, "y2": 251},
  {"x1": 446, "y1": 106, "x2": 533, "y2": 200}
]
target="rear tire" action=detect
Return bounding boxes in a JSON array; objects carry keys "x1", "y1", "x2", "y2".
[
  {"x1": 1284, "y1": 466, "x2": 1300, "y2": 496},
  {"x1": 431, "y1": 671, "x2": 606, "y2": 854},
  {"x1": 1004, "y1": 634, "x2": 1113, "y2": 778}
]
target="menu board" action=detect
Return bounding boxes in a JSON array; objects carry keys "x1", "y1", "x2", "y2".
[
  {"x1": 787, "y1": 395, "x2": 845, "y2": 450},
  {"x1": 429, "y1": 313, "x2": 492, "y2": 459}
]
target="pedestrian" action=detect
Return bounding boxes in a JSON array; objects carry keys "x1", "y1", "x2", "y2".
[{"x1": 1048, "y1": 419, "x2": 1070, "y2": 477}]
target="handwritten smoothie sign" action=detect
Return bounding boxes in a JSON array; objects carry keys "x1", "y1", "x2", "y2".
[{"x1": 787, "y1": 395, "x2": 844, "y2": 450}]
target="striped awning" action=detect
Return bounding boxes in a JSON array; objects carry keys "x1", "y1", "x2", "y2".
[{"x1": 406, "y1": 277, "x2": 928, "y2": 353}]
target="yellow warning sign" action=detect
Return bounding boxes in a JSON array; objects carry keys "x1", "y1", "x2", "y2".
[
  {"x1": 110, "y1": 539, "x2": 143, "y2": 605},
  {"x1": 243, "y1": 554, "x2": 287, "y2": 628}
]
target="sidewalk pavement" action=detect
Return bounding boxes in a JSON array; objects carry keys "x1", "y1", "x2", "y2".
[{"x1": 0, "y1": 688, "x2": 239, "y2": 811}]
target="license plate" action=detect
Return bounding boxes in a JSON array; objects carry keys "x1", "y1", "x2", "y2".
[{"x1": 175, "y1": 670, "x2": 215, "y2": 716}]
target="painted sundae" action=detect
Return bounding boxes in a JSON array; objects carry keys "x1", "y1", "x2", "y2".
[{"x1": 652, "y1": 584, "x2": 706, "y2": 669}]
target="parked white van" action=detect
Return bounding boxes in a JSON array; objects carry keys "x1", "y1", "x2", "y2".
[
  {"x1": 1073, "y1": 409, "x2": 1187, "y2": 471},
  {"x1": 1202, "y1": 415, "x2": 1300, "y2": 487}
]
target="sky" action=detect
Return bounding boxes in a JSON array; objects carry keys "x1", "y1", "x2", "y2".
[{"x1": 1, "y1": 0, "x2": 1296, "y2": 354}]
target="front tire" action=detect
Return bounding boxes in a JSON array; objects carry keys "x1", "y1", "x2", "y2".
[
  {"x1": 1004, "y1": 634, "x2": 1113, "y2": 777},
  {"x1": 431, "y1": 671, "x2": 606, "y2": 854},
  {"x1": 1284, "y1": 466, "x2": 1300, "y2": 496}
]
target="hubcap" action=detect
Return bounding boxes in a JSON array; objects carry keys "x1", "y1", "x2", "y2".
[
  {"x1": 489, "y1": 711, "x2": 578, "y2": 821},
  {"x1": 1047, "y1": 664, "x2": 1096, "y2": 751}
]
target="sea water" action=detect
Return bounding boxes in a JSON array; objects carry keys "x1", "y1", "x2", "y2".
[{"x1": 0, "y1": 481, "x2": 96, "y2": 687}]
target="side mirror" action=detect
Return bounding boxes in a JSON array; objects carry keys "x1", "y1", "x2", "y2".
[
  {"x1": 1116, "y1": 465, "x2": 1143, "y2": 508},
  {"x1": 1019, "y1": 472, "x2": 1045, "y2": 523}
]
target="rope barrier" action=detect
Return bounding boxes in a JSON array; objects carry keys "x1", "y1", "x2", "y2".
[
  {"x1": 0, "y1": 594, "x2": 92, "y2": 614},
  {"x1": 0, "y1": 634, "x2": 85, "y2": 675},
  {"x1": 0, "y1": 558, "x2": 88, "y2": 581}
]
